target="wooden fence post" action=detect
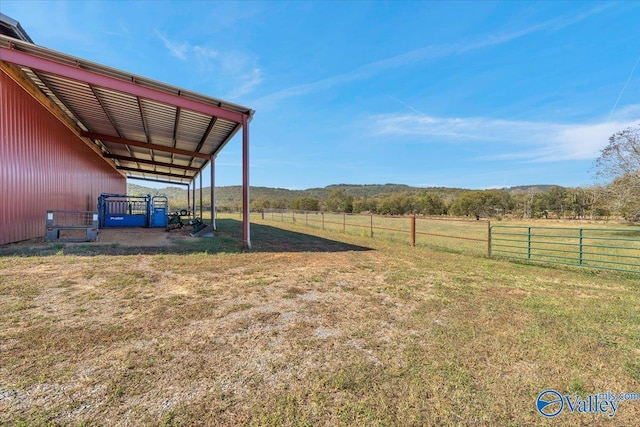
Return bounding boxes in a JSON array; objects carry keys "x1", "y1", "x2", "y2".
[
  {"x1": 370, "y1": 213, "x2": 374, "y2": 238},
  {"x1": 322, "y1": 212, "x2": 325, "y2": 230},
  {"x1": 411, "y1": 215, "x2": 416, "y2": 247}
]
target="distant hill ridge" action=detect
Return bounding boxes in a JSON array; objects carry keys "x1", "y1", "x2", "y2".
[{"x1": 127, "y1": 182, "x2": 562, "y2": 209}]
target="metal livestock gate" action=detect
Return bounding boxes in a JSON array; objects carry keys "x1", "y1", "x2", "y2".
[{"x1": 97, "y1": 194, "x2": 168, "y2": 228}]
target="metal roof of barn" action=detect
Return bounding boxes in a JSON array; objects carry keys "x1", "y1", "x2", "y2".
[
  {"x1": 0, "y1": 13, "x2": 33, "y2": 44},
  {"x1": 0, "y1": 34, "x2": 254, "y2": 186}
]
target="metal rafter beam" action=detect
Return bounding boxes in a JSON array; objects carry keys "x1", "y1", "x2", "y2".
[
  {"x1": 125, "y1": 176, "x2": 190, "y2": 186},
  {"x1": 0, "y1": 45, "x2": 247, "y2": 124},
  {"x1": 87, "y1": 83, "x2": 142, "y2": 168},
  {"x1": 188, "y1": 116, "x2": 217, "y2": 167},
  {"x1": 103, "y1": 154, "x2": 200, "y2": 171},
  {"x1": 136, "y1": 96, "x2": 154, "y2": 162},
  {"x1": 81, "y1": 131, "x2": 211, "y2": 159},
  {"x1": 116, "y1": 166, "x2": 193, "y2": 179},
  {"x1": 32, "y1": 70, "x2": 88, "y2": 130},
  {"x1": 172, "y1": 107, "x2": 181, "y2": 148},
  {"x1": 195, "y1": 116, "x2": 216, "y2": 152},
  {"x1": 89, "y1": 84, "x2": 122, "y2": 137},
  {"x1": 216, "y1": 122, "x2": 242, "y2": 156},
  {"x1": 170, "y1": 107, "x2": 181, "y2": 164}
]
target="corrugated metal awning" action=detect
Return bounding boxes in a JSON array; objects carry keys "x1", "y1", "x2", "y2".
[{"x1": 0, "y1": 34, "x2": 254, "y2": 186}]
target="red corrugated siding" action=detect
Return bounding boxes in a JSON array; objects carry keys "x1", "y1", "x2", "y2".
[{"x1": 0, "y1": 70, "x2": 126, "y2": 245}]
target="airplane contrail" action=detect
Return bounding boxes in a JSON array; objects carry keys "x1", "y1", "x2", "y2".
[{"x1": 609, "y1": 53, "x2": 640, "y2": 119}]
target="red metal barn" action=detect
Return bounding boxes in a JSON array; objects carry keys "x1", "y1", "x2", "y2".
[{"x1": 0, "y1": 14, "x2": 254, "y2": 247}]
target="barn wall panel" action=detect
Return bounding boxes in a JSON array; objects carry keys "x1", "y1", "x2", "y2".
[{"x1": 0, "y1": 70, "x2": 126, "y2": 245}]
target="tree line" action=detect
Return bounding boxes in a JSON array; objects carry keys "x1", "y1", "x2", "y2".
[{"x1": 252, "y1": 184, "x2": 636, "y2": 220}]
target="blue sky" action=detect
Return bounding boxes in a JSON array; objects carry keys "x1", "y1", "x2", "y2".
[{"x1": 3, "y1": 1, "x2": 640, "y2": 190}]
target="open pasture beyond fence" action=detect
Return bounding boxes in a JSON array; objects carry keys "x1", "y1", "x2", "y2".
[{"x1": 263, "y1": 209, "x2": 640, "y2": 274}]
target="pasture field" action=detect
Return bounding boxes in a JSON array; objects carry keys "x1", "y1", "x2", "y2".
[{"x1": 1, "y1": 217, "x2": 639, "y2": 426}]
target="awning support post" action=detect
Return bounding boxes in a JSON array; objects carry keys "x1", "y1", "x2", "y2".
[
  {"x1": 192, "y1": 178, "x2": 196, "y2": 219},
  {"x1": 211, "y1": 156, "x2": 216, "y2": 230},
  {"x1": 242, "y1": 115, "x2": 251, "y2": 249}
]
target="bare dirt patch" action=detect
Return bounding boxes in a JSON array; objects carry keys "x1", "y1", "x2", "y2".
[{"x1": 94, "y1": 227, "x2": 197, "y2": 247}]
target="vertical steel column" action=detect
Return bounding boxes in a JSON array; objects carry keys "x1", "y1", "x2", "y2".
[
  {"x1": 199, "y1": 171, "x2": 203, "y2": 220},
  {"x1": 487, "y1": 221, "x2": 492, "y2": 258},
  {"x1": 187, "y1": 184, "x2": 190, "y2": 215},
  {"x1": 578, "y1": 228, "x2": 583, "y2": 265},
  {"x1": 192, "y1": 177, "x2": 196, "y2": 219},
  {"x1": 210, "y1": 156, "x2": 216, "y2": 230},
  {"x1": 242, "y1": 115, "x2": 251, "y2": 249}
]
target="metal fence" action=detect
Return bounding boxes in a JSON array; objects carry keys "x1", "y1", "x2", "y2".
[
  {"x1": 262, "y1": 209, "x2": 489, "y2": 257},
  {"x1": 490, "y1": 225, "x2": 640, "y2": 274},
  {"x1": 261, "y1": 209, "x2": 640, "y2": 274}
]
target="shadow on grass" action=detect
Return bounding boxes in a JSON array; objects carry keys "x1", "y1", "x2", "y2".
[
  {"x1": 0, "y1": 219, "x2": 371, "y2": 257},
  {"x1": 222, "y1": 219, "x2": 371, "y2": 253}
]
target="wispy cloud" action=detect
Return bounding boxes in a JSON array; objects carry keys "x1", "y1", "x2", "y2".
[
  {"x1": 154, "y1": 31, "x2": 261, "y2": 98},
  {"x1": 368, "y1": 108, "x2": 640, "y2": 163},
  {"x1": 253, "y1": 3, "x2": 612, "y2": 107},
  {"x1": 228, "y1": 67, "x2": 263, "y2": 98},
  {"x1": 155, "y1": 30, "x2": 190, "y2": 60}
]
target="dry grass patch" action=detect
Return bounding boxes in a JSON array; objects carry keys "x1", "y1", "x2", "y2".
[{"x1": 1, "y1": 219, "x2": 639, "y2": 425}]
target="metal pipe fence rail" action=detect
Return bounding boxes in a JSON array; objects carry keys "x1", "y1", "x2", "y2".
[
  {"x1": 262, "y1": 209, "x2": 490, "y2": 257},
  {"x1": 260, "y1": 209, "x2": 640, "y2": 275},
  {"x1": 490, "y1": 225, "x2": 640, "y2": 274}
]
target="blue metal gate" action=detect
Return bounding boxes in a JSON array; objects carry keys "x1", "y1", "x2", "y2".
[{"x1": 97, "y1": 193, "x2": 168, "y2": 228}]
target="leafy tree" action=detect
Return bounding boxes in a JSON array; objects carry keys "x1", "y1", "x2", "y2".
[
  {"x1": 377, "y1": 194, "x2": 413, "y2": 215},
  {"x1": 290, "y1": 197, "x2": 320, "y2": 211},
  {"x1": 594, "y1": 124, "x2": 640, "y2": 220},
  {"x1": 416, "y1": 193, "x2": 447, "y2": 215},
  {"x1": 543, "y1": 186, "x2": 566, "y2": 218},
  {"x1": 561, "y1": 187, "x2": 592, "y2": 219},
  {"x1": 325, "y1": 189, "x2": 353, "y2": 212},
  {"x1": 270, "y1": 198, "x2": 289, "y2": 209},
  {"x1": 353, "y1": 197, "x2": 378, "y2": 213},
  {"x1": 449, "y1": 190, "x2": 511, "y2": 219},
  {"x1": 595, "y1": 125, "x2": 640, "y2": 181},
  {"x1": 510, "y1": 189, "x2": 537, "y2": 218},
  {"x1": 606, "y1": 174, "x2": 640, "y2": 221},
  {"x1": 250, "y1": 197, "x2": 271, "y2": 211}
]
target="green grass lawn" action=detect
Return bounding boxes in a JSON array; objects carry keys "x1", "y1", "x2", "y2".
[{"x1": 1, "y1": 218, "x2": 639, "y2": 425}]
